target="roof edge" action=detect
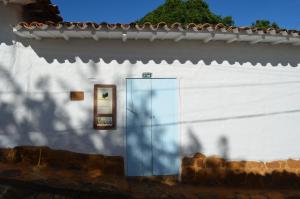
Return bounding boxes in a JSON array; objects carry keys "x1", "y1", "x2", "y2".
[
  {"x1": 14, "y1": 22, "x2": 300, "y2": 35},
  {"x1": 13, "y1": 22, "x2": 300, "y2": 46}
]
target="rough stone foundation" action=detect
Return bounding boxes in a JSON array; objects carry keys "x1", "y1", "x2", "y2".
[
  {"x1": 182, "y1": 153, "x2": 300, "y2": 188},
  {"x1": 0, "y1": 146, "x2": 124, "y2": 176},
  {"x1": 1, "y1": 146, "x2": 300, "y2": 189}
]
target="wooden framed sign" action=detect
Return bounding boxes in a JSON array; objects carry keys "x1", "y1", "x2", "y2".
[
  {"x1": 70, "y1": 91, "x2": 84, "y2": 101},
  {"x1": 94, "y1": 85, "x2": 116, "y2": 129}
]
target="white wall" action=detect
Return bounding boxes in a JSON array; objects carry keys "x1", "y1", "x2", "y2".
[{"x1": 1, "y1": 4, "x2": 300, "y2": 161}]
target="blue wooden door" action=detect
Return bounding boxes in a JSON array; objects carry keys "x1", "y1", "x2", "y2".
[{"x1": 126, "y1": 78, "x2": 179, "y2": 176}]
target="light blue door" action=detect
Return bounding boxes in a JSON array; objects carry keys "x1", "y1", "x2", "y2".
[
  {"x1": 126, "y1": 78, "x2": 179, "y2": 176},
  {"x1": 126, "y1": 79, "x2": 152, "y2": 176},
  {"x1": 151, "y1": 79, "x2": 179, "y2": 176}
]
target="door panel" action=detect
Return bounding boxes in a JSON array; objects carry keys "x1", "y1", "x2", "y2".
[
  {"x1": 126, "y1": 78, "x2": 179, "y2": 176},
  {"x1": 126, "y1": 79, "x2": 152, "y2": 176},
  {"x1": 151, "y1": 79, "x2": 179, "y2": 175}
]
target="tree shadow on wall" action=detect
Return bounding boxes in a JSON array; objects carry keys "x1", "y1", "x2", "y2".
[
  {"x1": 0, "y1": 64, "x2": 123, "y2": 155},
  {"x1": 218, "y1": 136, "x2": 229, "y2": 161}
]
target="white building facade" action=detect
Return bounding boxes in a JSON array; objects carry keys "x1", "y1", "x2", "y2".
[{"x1": 1, "y1": 0, "x2": 300, "y2": 176}]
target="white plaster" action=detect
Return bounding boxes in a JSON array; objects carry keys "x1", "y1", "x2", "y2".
[{"x1": 29, "y1": 132, "x2": 47, "y2": 145}]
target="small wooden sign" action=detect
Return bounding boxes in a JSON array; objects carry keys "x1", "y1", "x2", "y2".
[{"x1": 70, "y1": 91, "x2": 84, "y2": 101}]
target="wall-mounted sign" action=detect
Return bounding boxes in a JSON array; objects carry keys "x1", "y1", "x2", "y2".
[
  {"x1": 70, "y1": 91, "x2": 84, "y2": 101},
  {"x1": 142, "y1": 72, "x2": 152, "y2": 78},
  {"x1": 94, "y1": 85, "x2": 116, "y2": 129}
]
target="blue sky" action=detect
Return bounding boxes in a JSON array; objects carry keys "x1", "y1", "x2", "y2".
[{"x1": 51, "y1": 0, "x2": 300, "y2": 29}]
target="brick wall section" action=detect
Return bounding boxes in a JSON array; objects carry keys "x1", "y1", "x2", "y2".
[
  {"x1": 0, "y1": 146, "x2": 124, "y2": 176},
  {"x1": 182, "y1": 153, "x2": 300, "y2": 188}
]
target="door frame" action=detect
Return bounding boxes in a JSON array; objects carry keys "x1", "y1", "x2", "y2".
[{"x1": 124, "y1": 78, "x2": 181, "y2": 177}]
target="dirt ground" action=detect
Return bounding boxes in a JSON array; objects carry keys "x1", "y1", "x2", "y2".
[
  {"x1": 1, "y1": 180, "x2": 300, "y2": 199},
  {"x1": 0, "y1": 164, "x2": 299, "y2": 199}
]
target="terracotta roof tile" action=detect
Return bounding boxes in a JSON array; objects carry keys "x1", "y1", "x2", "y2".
[{"x1": 14, "y1": 21, "x2": 300, "y2": 37}]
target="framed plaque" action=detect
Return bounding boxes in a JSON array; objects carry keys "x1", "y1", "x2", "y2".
[
  {"x1": 70, "y1": 91, "x2": 84, "y2": 101},
  {"x1": 94, "y1": 85, "x2": 116, "y2": 129}
]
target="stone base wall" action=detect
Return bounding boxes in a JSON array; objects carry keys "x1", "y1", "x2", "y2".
[
  {"x1": 182, "y1": 153, "x2": 300, "y2": 188},
  {"x1": 0, "y1": 146, "x2": 124, "y2": 176},
  {"x1": 2, "y1": 147, "x2": 300, "y2": 188}
]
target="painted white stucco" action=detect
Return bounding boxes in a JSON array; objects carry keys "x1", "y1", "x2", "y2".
[{"x1": 1, "y1": 4, "x2": 300, "y2": 162}]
